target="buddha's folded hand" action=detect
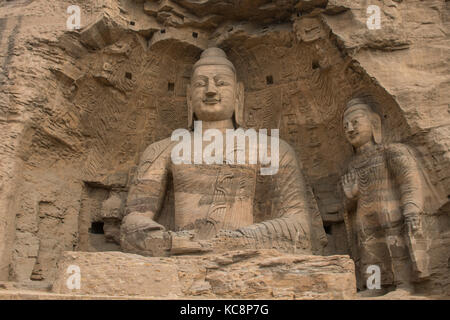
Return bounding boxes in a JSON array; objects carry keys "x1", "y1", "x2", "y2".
[{"x1": 121, "y1": 211, "x2": 165, "y2": 234}]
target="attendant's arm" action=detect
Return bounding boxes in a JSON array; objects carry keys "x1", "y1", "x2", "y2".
[
  {"x1": 341, "y1": 166, "x2": 358, "y2": 213},
  {"x1": 386, "y1": 144, "x2": 424, "y2": 231}
]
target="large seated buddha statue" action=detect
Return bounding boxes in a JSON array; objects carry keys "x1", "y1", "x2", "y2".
[{"x1": 120, "y1": 47, "x2": 327, "y2": 256}]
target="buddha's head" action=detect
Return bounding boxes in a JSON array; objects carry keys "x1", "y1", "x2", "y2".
[
  {"x1": 187, "y1": 47, "x2": 244, "y2": 128},
  {"x1": 343, "y1": 96, "x2": 382, "y2": 149}
]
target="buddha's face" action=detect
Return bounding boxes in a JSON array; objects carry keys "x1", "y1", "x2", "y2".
[
  {"x1": 190, "y1": 64, "x2": 236, "y2": 122},
  {"x1": 343, "y1": 107, "x2": 374, "y2": 148}
]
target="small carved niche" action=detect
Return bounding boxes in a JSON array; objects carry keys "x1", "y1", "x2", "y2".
[
  {"x1": 312, "y1": 60, "x2": 320, "y2": 70},
  {"x1": 266, "y1": 75, "x2": 273, "y2": 85},
  {"x1": 89, "y1": 221, "x2": 105, "y2": 234},
  {"x1": 77, "y1": 182, "x2": 122, "y2": 252},
  {"x1": 323, "y1": 224, "x2": 332, "y2": 235}
]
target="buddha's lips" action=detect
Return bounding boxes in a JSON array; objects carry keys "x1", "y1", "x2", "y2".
[
  {"x1": 347, "y1": 132, "x2": 359, "y2": 139},
  {"x1": 203, "y1": 99, "x2": 221, "y2": 104}
]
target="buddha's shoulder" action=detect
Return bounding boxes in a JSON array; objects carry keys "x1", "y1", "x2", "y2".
[
  {"x1": 262, "y1": 134, "x2": 298, "y2": 162},
  {"x1": 255, "y1": 130, "x2": 293, "y2": 152},
  {"x1": 275, "y1": 137, "x2": 297, "y2": 158},
  {"x1": 278, "y1": 137, "x2": 295, "y2": 150},
  {"x1": 140, "y1": 137, "x2": 176, "y2": 163}
]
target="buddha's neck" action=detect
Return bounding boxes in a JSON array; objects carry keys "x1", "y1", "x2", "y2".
[
  {"x1": 198, "y1": 119, "x2": 235, "y2": 132},
  {"x1": 355, "y1": 140, "x2": 375, "y2": 155}
]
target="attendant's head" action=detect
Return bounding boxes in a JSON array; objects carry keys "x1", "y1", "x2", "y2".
[{"x1": 343, "y1": 96, "x2": 382, "y2": 148}]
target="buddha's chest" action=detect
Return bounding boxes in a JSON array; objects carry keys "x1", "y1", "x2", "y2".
[
  {"x1": 171, "y1": 163, "x2": 257, "y2": 196},
  {"x1": 170, "y1": 163, "x2": 258, "y2": 231}
]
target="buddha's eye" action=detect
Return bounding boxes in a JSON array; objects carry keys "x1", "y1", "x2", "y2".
[
  {"x1": 194, "y1": 80, "x2": 206, "y2": 87},
  {"x1": 216, "y1": 80, "x2": 228, "y2": 86}
]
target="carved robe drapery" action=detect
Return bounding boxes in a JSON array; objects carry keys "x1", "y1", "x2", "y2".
[
  {"x1": 345, "y1": 143, "x2": 428, "y2": 289},
  {"x1": 125, "y1": 132, "x2": 326, "y2": 254}
]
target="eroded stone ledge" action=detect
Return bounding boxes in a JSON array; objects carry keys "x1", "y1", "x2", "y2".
[{"x1": 51, "y1": 250, "x2": 356, "y2": 299}]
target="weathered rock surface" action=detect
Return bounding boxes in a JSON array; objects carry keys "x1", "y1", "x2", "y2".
[
  {"x1": 0, "y1": 0, "x2": 448, "y2": 299},
  {"x1": 51, "y1": 250, "x2": 356, "y2": 299}
]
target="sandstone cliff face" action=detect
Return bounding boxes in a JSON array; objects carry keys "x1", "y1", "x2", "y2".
[{"x1": 0, "y1": 0, "x2": 448, "y2": 296}]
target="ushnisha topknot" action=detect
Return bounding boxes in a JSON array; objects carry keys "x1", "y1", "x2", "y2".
[{"x1": 192, "y1": 47, "x2": 236, "y2": 74}]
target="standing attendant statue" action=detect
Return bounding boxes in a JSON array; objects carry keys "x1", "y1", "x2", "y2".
[{"x1": 341, "y1": 95, "x2": 436, "y2": 296}]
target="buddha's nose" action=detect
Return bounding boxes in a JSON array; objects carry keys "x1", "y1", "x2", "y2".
[
  {"x1": 206, "y1": 82, "x2": 218, "y2": 97},
  {"x1": 346, "y1": 122, "x2": 354, "y2": 132}
]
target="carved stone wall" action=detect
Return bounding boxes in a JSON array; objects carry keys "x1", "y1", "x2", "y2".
[{"x1": 0, "y1": 0, "x2": 448, "y2": 296}]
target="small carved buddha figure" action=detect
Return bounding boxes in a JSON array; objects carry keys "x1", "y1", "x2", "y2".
[
  {"x1": 341, "y1": 95, "x2": 430, "y2": 296},
  {"x1": 120, "y1": 47, "x2": 326, "y2": 256}
]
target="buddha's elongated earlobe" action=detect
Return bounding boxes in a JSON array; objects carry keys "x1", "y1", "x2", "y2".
[
  {"x1": 187, "y1": 84, "x2": 194, "y2": 130},
  {"x1": 234, "y1": 82, "x2": 245, "y2": 127},
  {"x1": 371, "y1": 112, "x2": 382, "y2": 144}
]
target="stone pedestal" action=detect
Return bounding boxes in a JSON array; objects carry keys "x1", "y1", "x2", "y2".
[{"x1": 52, "y1": 250, "x2": 356, "y2": 299}]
